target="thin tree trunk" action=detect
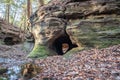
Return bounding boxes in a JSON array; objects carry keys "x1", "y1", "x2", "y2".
[
  {"x1": 12, "y1": 11, "x2": 17, "y2": 24},
  {"x1": 38, "y1": 0, "x2": 44, "y2": 7},
  {"x1": 27, "y1": 0, "x2": 32, "y2": 28},
  {"x1": 5, "y1": 3, "x2": 10, "y2": 23},
  {"x1": 24, "y1": 9, "x2": 27, "y2": 29},
  {"x1": 27, "y1": 0, "x2": 32, "y2": 19}
]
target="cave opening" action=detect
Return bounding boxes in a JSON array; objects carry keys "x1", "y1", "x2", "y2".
[
  {"x1": 4, "y1": 37, "x2": 20, "y2": 45},
  {"x1": 4, "y1": 37, "x2": 14, "y2": 45},
  {"x1": 52, "y1": 35, "x2": 78, "y2": 55}
]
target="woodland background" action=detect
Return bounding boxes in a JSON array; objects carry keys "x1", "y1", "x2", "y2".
[{"x1": 0, "y1": 0, "x2": 50, "y2": 29}]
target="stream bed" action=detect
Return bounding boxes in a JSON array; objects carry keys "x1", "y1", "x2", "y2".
[
  {"x1": 0, "y1": 42, "x2": 36, "y2": 80},
  {"x1": 0, "y1": 57, "x2": 41, "y2": 80},
  {"x1": 0, "y1": 58, "x2": 23, "y2": 80}
]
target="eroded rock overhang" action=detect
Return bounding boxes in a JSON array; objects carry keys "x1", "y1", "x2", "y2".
[{"x1": 28, "y1": 0, "x2": 120, "y2": 58}]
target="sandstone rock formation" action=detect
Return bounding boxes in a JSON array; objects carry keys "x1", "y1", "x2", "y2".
[
  {"x1": 0, "y1": 18, "x2": 26, "y2": 45},
  {"x1": 28, "y1": 0, "x2": 120, "y2": 58}
]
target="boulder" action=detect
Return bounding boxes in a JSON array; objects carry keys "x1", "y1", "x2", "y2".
[
  {"x1": 28, "y1": 0, "x2": 120, "y2": 58},
  {"x1": 0, "y1": 18, "x2": 26, "y2": 45}
]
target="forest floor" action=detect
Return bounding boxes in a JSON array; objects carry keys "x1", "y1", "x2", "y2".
[
  {"x1": 0, "y1": 43, "x2": 120, "y2": 80},
  {"x1": 0, "y1": 44, "x2": 32, "y2": 67}
]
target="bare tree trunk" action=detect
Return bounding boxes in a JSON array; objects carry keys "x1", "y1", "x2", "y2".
[
  {"x1": 24, "y1": 9, "x2": 27, "y2": 29},
  {"x1": 27, "y1": 0, "x2": 32, "y2": 19},
  {"x1": 5, "y1": 3, "x2": 10, "y2": 23},
  {"x1": 27, "y1": 0, "x2": 32, "y2": 28},
  {"x1": 38, "y1": 0, "x2": 44, "y2": 7},
  {"x1": 12, "y1": 11, "x2": 17, "y2": 24}
]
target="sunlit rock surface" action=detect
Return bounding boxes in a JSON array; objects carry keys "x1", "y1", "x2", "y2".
[{"x1": 28, "y1": 0, "x2": 120, "y2": 58}]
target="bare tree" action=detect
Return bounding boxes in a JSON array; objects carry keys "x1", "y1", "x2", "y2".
[
  {"x1": 38, "y1": 0, "x2": 44, "y2": 7},
  {"x1": 5, "y1": 0, "x2": 10, "y2": 23},
  {"x1": 27, "y1": 0, "x2": 32, "y2": 19}
]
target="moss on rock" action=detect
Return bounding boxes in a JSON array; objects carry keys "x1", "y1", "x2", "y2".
[{"x1": 27, "y1": 44, "x2": 57, "y2": 58}]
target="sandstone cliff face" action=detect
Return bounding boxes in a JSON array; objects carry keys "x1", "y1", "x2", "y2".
[
  {"x1": 0, "y1": 18, "x2": 25, "y2": 45},
  {"x1": 28, "y1": 0, "x2": 120, "y2": 58}
]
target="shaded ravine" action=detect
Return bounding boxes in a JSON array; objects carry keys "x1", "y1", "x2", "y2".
[{"x1": 0, "y1": 42, "x2": 35, "y2": 80}]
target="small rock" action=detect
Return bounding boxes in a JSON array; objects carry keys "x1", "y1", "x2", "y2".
[
  {"x1": 87, "y1": 78, "x2": 94, "y2": 80},
  {"x1": 73, "y1": 77, "x2": 83, "y2": 80},
  {"x1": 0, "y1": 68, "x2": 8, "y2": 74}
]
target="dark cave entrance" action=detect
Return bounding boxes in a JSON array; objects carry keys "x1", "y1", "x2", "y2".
[
  {"x1": 52, "y1": 35, "x2": 78, "y2": 55},
  {"x1": 4, "y1": 37, "x2": 14, "y2": 45},
  {"x1": 4, "y1": 37, "x2": 20, "y2": 45}
]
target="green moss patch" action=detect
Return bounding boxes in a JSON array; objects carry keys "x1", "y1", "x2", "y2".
[
  {"x1": 28, "y1": 45, "x2": 54, "y2": 58},
  {"x1": 27, "y1": 45, "x2": 50, "y2": 58}
]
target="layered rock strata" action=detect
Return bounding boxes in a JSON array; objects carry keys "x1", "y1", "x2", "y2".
[{"x1": 28, "y1": 0, "x2": 120, "y2": 58}]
